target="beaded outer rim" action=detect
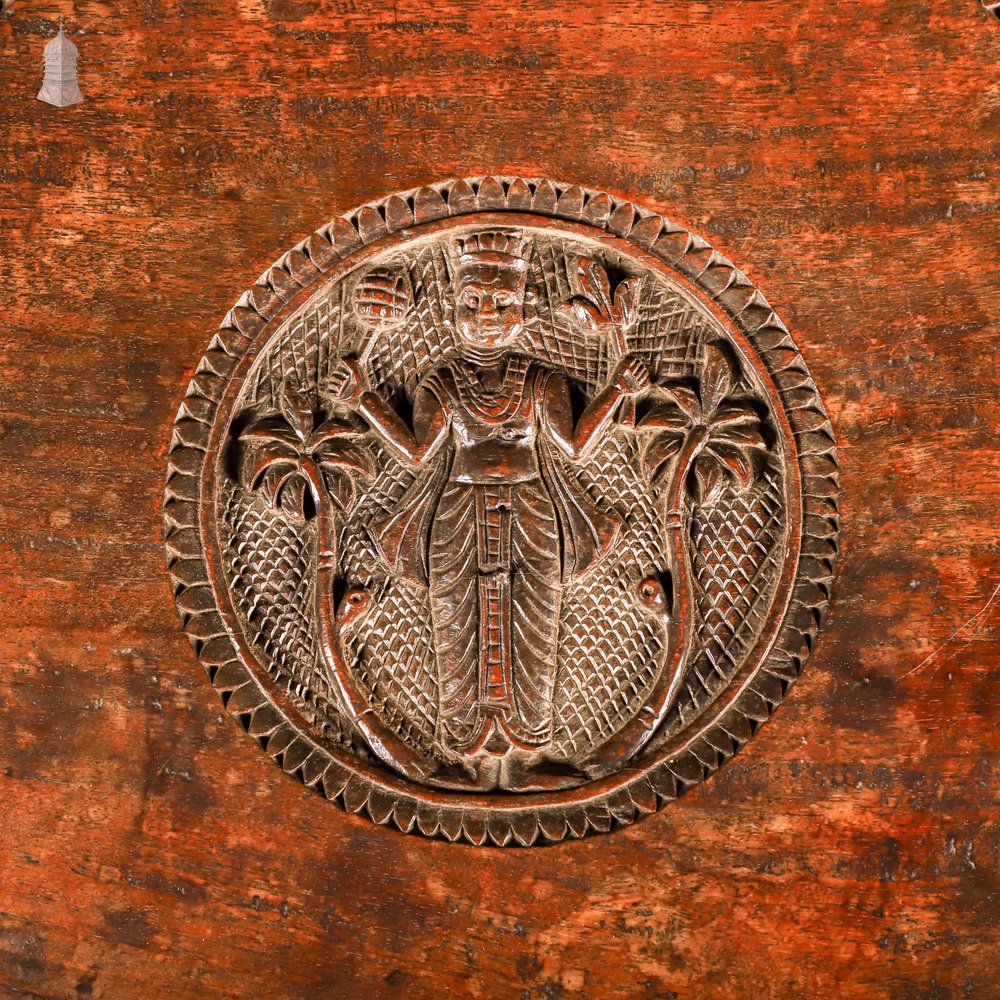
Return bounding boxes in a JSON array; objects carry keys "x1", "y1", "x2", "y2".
[{"x1": 163, "y1": 176, "x2": 840, "y2": 846}]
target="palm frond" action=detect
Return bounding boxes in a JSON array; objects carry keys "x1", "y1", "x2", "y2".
[
  {"x1": 660, "y1": 383, "x2": 702, "y2": 422},
  {"x1": 643, "y1": 434, "x2": 683, "y2": 481},
  {"x1": 323, "y1": 466, "x2": 357, "y2": 512},
  {"x1": 638, "y1": 403, "x2": 689, "y2": 433},
  {"x1": 711, "y1": 401, "x2": 759, "y2": 428},
  {"x1": 239, "y1": 416, "x2": 302, "y2": 448},
  {"x1": 699, "y1": 342, "x2": 734, "y2": 415},
  {"x1": 693, "y1": 454, "x2": 727, "y2": 505},
  {"x1": 278, "y1": 383, "x2": 313, "y2": 441},
  {"x1": 714, "y1": 424, "x2": 767, "y2": 451},
  {"x1": 710, "y1": 442, "x2": 756, "y2": 490},
  {"x1": 272, "y1": 470, "x2": 308, "y2": 519},
  {"x1": 242, "y1": 450, "x2": 296, "y2": 491},
  {"x1": 318, "y1": 442, "x2": 375, "y2": 478},
  {"x1": 308, "y1": 416, "x2": 363, "y2": 450}
]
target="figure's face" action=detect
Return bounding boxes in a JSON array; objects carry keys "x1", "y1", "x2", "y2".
[{"x1": 454, "y1": 261, "x2": 526, "y2": 347}]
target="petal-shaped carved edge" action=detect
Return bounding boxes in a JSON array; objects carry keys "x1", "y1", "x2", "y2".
[{"x1": 163, "y1": 176, "x2": 839, "y2": 846}]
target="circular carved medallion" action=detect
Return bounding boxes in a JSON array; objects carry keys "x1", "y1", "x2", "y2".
[{"x1": 165, "y1": 177, "x2": 839, "y2": 845}]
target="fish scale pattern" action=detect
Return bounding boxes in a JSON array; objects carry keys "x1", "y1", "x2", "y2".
[
  {"x1": 222, "y1": 488, "x2": 352, "y2": 744},
  {"x1": 576, "y1": 429, "x2": 666, "y2": 567},
  {"x1": 667, "y1": 463, "x2": 786, "y2": 731},
  {"x1": 340, "y1": 574, "x2": 440, "y2": 755},
  {"x1": 251, "y1": 294, "x2": 343, "y2": 410},
  {"x1": 550, "y1": 430, "x2": 667, "y2": 757},
  {"x1": 552, "y1": 559, "x2": 665, "y2": 757}
]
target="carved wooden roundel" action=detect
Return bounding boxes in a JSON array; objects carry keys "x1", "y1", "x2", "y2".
[{"x1": 164, "y1": 177, "x2": 839, "y2": 845}]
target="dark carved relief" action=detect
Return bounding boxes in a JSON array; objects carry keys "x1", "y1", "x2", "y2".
[{"x1": 165, "y1": 178, "x2": 839, "y2": 843}]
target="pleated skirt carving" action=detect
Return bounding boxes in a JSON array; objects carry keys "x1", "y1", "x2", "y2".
[{"x1": 428, "y1": 477, "x2": 562, "y2": 753}]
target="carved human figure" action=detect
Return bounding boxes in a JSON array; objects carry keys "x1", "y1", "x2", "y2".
[{"x1": 334, "y1": 231, "x2": 649, "y2": 756}]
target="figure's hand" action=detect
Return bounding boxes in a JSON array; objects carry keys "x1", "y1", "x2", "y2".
[
  {"x1": 329, "y1": 357, "x2": 368, "y2": 407},
  {"x1": 613, "y1": 355, "x2": 650, "y2": 397}
]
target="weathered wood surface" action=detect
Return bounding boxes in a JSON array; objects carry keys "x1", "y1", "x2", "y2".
[{"x1": 1, "y1": 2, "x2": 998, "y2": 997}]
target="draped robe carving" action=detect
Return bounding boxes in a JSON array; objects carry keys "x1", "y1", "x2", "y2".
[{"x1": 371, "y1": 354, "x2": 621, "y2": 753}]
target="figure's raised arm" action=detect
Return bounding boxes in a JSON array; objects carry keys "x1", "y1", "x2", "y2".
[
  {"x1": 544, "y1": 357, "x2": 649, "y2": 461},
  {"x1": 331, "y1": 359, "x2": 449, "y2": 466}
]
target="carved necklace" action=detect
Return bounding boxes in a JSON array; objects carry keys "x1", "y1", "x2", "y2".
[{"x1": 452, "y1": 353, "x2": 531, "y2": 421}]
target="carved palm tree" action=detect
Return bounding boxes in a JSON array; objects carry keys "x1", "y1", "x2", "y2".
[
  {"x1": 582, "y1": 342, "x2": 768, "y2": 776},
  {"x1": 641, "y1": 342, "x2": 767, "y2": 510},
  {"x1": 240, "y1": 382, "x2": 373, "y2": 521},
  {"x1": 239, "y1": 381, "x2": 435, "y2": 782}
]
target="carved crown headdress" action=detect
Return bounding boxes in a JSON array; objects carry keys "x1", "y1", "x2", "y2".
[{"x1": 455, "y1": 230, "x2": 533, "y2": 272}]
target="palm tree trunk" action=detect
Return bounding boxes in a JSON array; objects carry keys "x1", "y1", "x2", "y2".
[
  {"x1": 653, "y1": 427, "x2": 705, "y2": 714},
  {"x1": 581, "y1": 428, "x2": 704, "y2": 776}
]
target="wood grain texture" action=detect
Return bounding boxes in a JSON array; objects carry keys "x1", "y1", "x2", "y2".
[{"x1": 1, "y1": 2, "x2": 998, "y2": 998}]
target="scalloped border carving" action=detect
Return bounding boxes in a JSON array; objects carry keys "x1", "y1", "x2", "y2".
[{"x1": 164, "y1": 176, "x2": 840, "y2": 846}]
